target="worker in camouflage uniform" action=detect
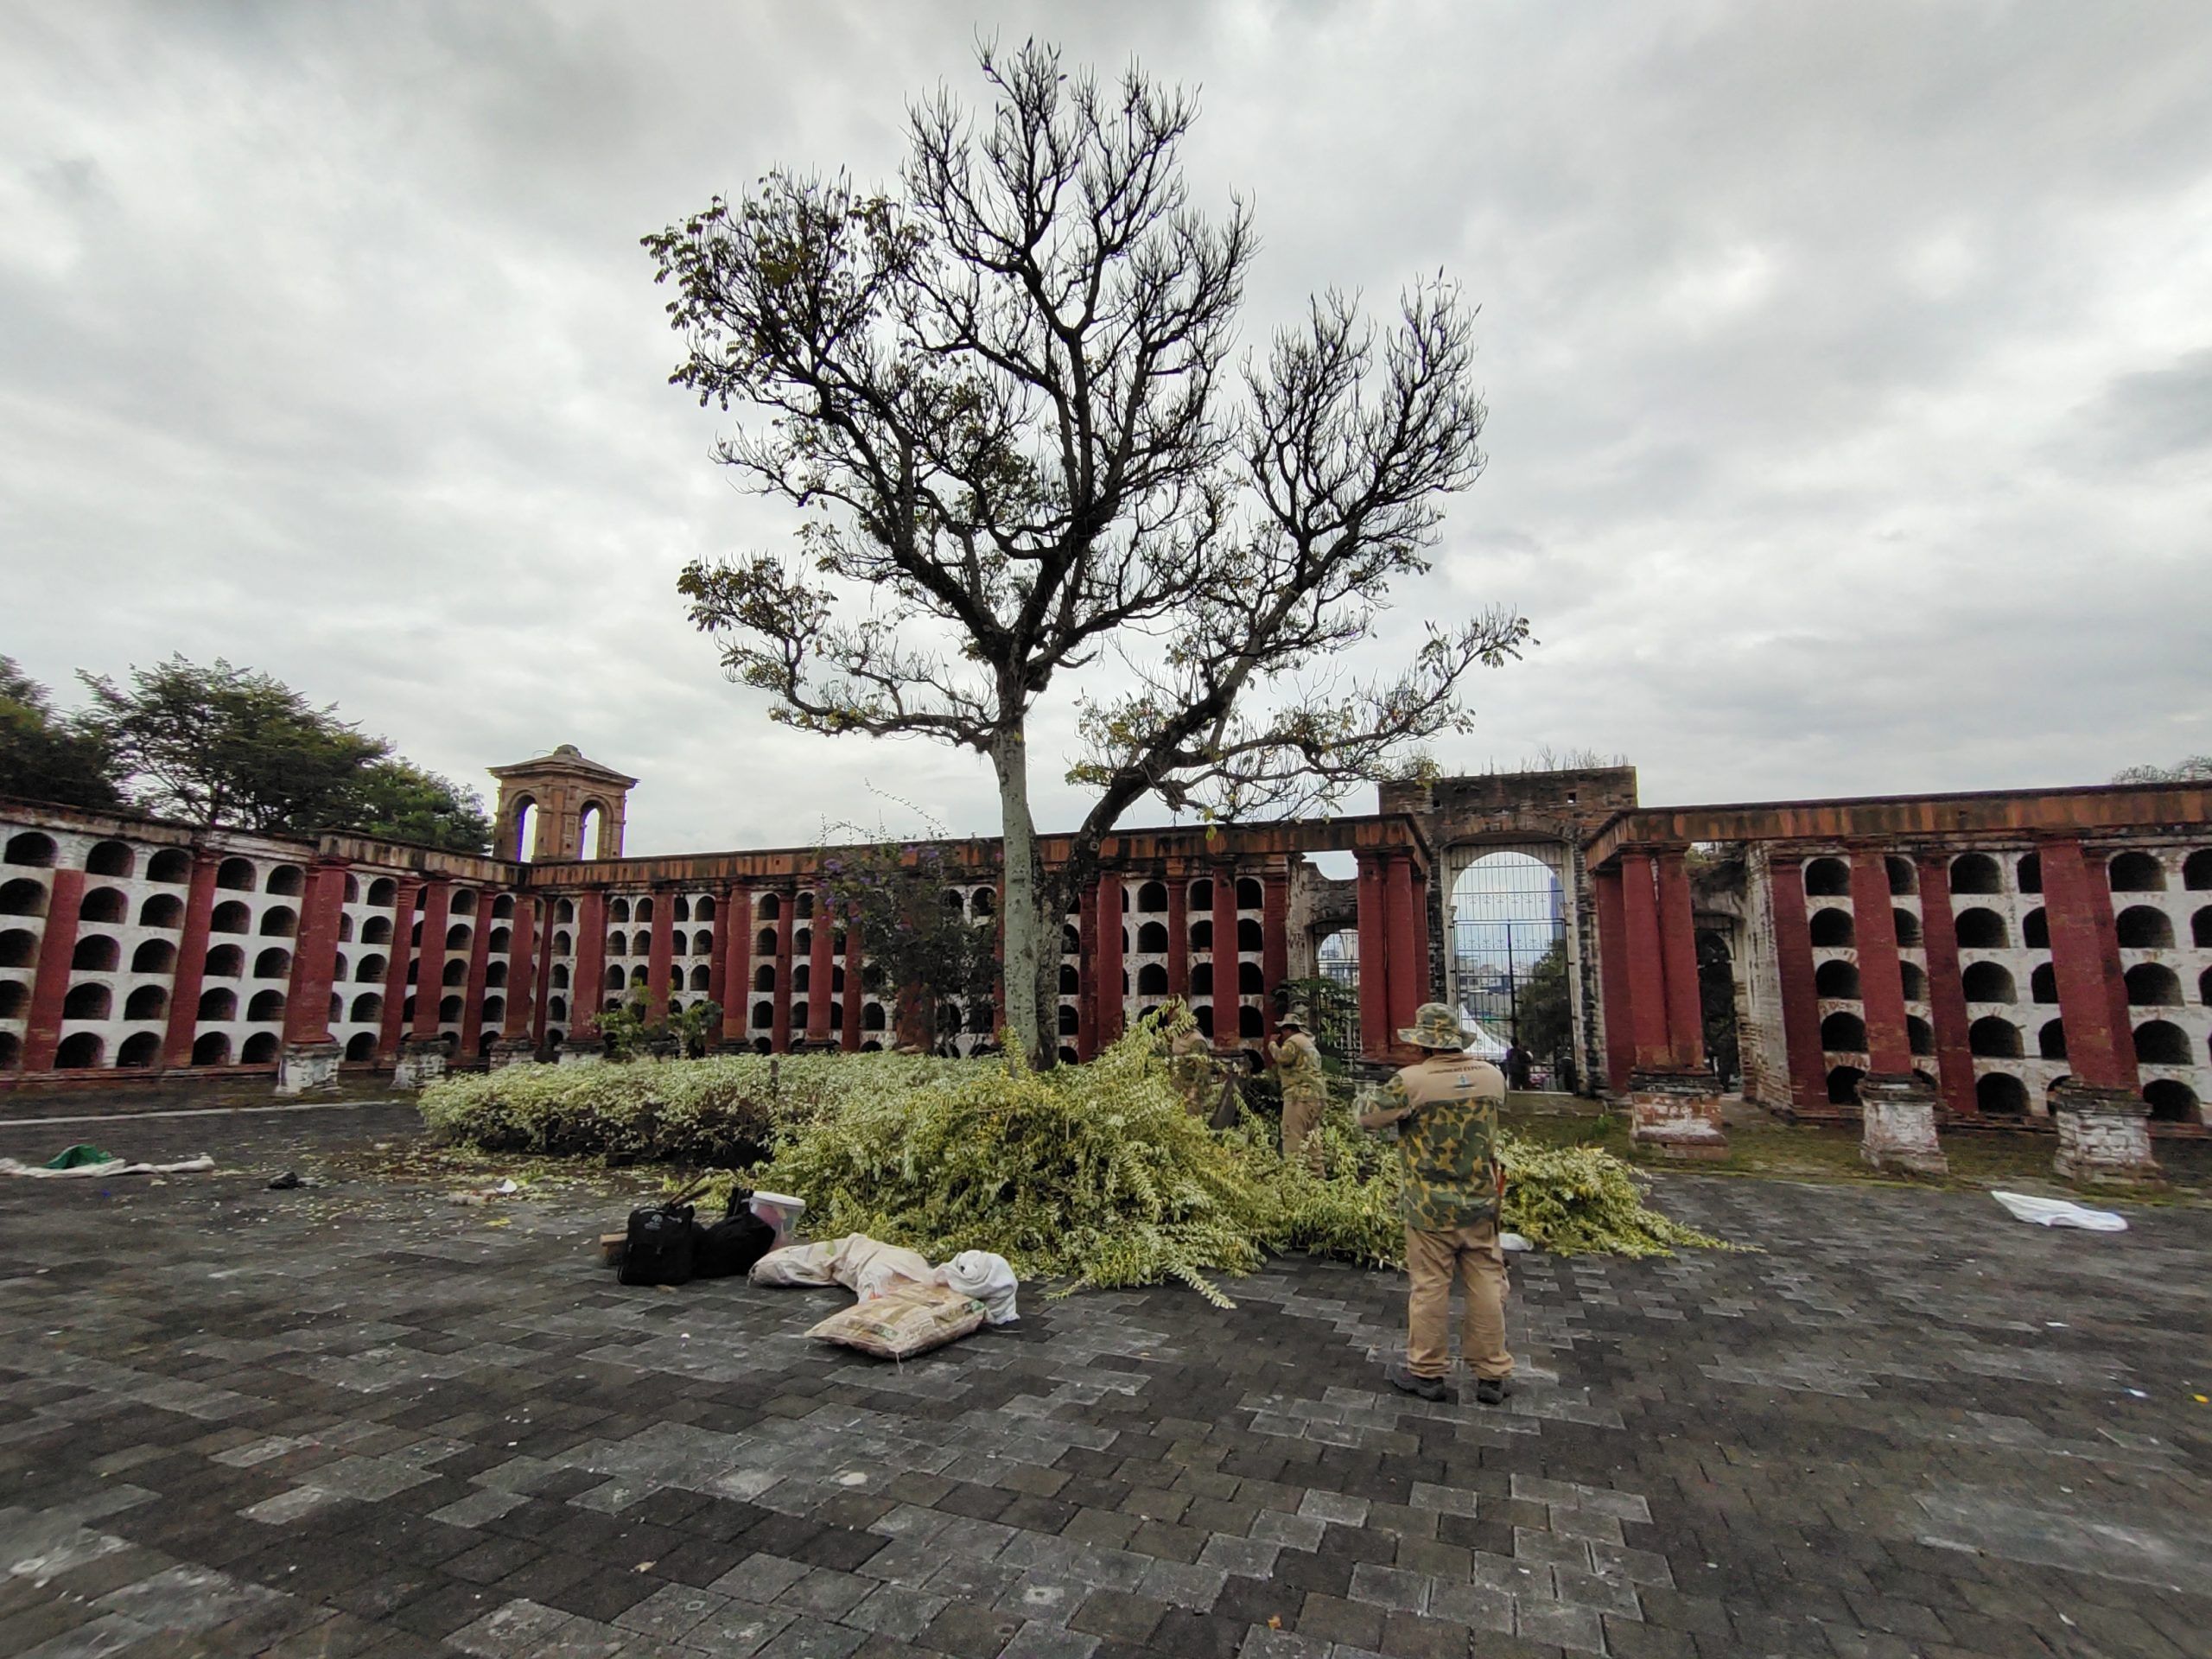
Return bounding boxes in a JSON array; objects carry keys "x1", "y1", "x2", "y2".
[
  {"x1": 1154, "y1": 1001, "x2": 1219, "y2": 1118},
  {"x1": 1265, "y1": 1008, "x2": 1328, "y2": 1172},
  {"x1": 1357, "y1": 1002, "x2": 1513, "y2": 1404}
]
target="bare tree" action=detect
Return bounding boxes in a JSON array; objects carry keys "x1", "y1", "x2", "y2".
[{"x1": 646, "y1": 41, "x2": 1527, "y2": 1065}]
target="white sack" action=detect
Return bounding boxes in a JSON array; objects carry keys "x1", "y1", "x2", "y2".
[
  {"x1": 748, "y1": 1239, "x2": 842, "y2": 1287},
  {"x1": 1990, "y1": 1191, "x2": 2127, "y2": 1232},
  {"x1": 938, "y1": 1251, "x2": 1020, "y2": 1324},
  {"x1": 748, "y1": 1234, "x2": 935, "y2": 1298},
  {"x1": 836, "y1": 1236, "x2": 936, "y2": 1301}
]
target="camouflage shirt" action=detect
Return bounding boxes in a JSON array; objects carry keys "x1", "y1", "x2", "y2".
[
  {"x1": 1363, "y1": 1053, "x2": 1506, "y2": 1229},
  {"x1": 1273, "y1": 1031, "x2": 1326, "y2": 1100}
]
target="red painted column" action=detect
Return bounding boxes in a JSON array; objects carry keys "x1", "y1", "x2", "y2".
[
  {"x1": 460, "y1": 893, "x2": 496, "y2": 1054},
  {"x1": 1766, "y1": 859, "x2": 1829, "y2": 1113},
  {"x1": 1408, "y1": 864, "x2": 1433, "y2": 1007},
  {"x1": 1211, "y1": 869, "x2": 1238, "y2": 1046},
  {"x1": 531, "y1": 899, "x2": 557, "y2": 1046},
  {"x1": 771, "y1": 893, "x2": 794, "y2": 1052},
  {"x1": 282, "y1": 859, "x2": 350, "y2": 1046},
  {"x1": 1077, "y1": 883, "x2": 1100, "y2": 1059},
  {"x1": 503, "y1": 896, "x2": 538, "y2": 1040},
  {"x1": 162, "y1": 855, "x2": 219, "y2": 1068},
  {"x1": 410, "y1": 883, "x2": 453, "y2": 1039},
  {"x1": 2041, "y1": 839, "x2": 2139, "y2": 1090},
  {"x1": 646, "y1": 890, "x2": 675, "y2": 1014},
  {"x1": 571, "y1": 890, "x2": 607, "y2": 1040},
  {"x1": 707, "y1": 886, "x2": 731, "y2": 1017},
  {"x1": 1384, "y1": 854, "x2": 1421, "y2": 1033},
  {"x1": 1096, "y1": 873, "x2": 1125, "y2": 1048},
  {"x1": 376, "y1": 877, "x2": 423, "y2": 1062},
  {"x1": 806, "y1": 887, "x2": 833, "y2": 1043},
  {"x1": 721, "y1": 884, "x2": 752, "y2": 1045},
  {"x1": 1913, "y1": 858, "x2": 1976, "y2": 1115},
  {"x1": 1166, "y1": 873, "x2": 1191, "y2": 1001},
  {"x1": 1592, "y1": 866, "x2": 1634, "y2": 1093},
  {"x1": 842, "y1": 913, "x2": 863, "y2": 1050},
  {"x1": 1355, "y1": 854, "x2": 1389, "y2": 1057},
  {"x1": 1654, "y1": 850, "x2": 1706, "y2": 1069},
  {"x1": 1847, "y1": 851, "x2": 1912, "y2": 1075},
  {"x1": 22, "y1": 868, "x2": 85, "y2": 1071},
  {"x1": 1618, "y1": 852, "x2": 1673, "y2": 1071},
  {"x1": 1262, "y1": 869, "x2": 1290, "y2": 1007}
]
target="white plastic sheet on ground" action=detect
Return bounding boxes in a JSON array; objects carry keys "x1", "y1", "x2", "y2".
[
  {"x1": 0, "y1": 1154, "x2": 214, "y2": 1179},
  {"x1": 1990, "y1": 1191, "x2": 2127, "y2": 1231}
]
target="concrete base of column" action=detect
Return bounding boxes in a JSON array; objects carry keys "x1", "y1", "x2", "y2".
[
  {"x1": 275, "y1": 1040, "x2": 342, "y2": 1097},
  {"x1": 1624, "y1": 1069, "x2": 1728, "y2": 1159},
  {"x1": 2050, "y1": 1081, "x2": 2164, "y2": 1186},
  {"x1": 557, "y1": 1036, "x2": 607, "y2": 1066},
  {"x1": 391, "y1": 1037, "x2": 450, "y2": 1091},
  {"x1": 1857, "y1": 1074, "x2": 1948, "y2": 1178},
  {"x1": 487, "y1": 1038, "x2": 537, "y2": 1071}
]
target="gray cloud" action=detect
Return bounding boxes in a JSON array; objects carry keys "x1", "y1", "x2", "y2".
[{"x1": 3, "y1": 1, "x2": 2209, "y2": 854}]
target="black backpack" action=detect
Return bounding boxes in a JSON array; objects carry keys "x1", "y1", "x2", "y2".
[
  {"x1": 619, "y1": 1202, "x2": 696, "y2": 1287},
  {"x1": 693, "y1": 1188, "x2": 778, "y2": 1280}
]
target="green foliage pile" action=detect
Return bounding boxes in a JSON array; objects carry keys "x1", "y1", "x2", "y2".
[
  {"x1": 416, "y1": 1050, "x2": 974, "y2": 1166},
  {"x1": 747, "y1": 1020, "x2": 1270, "y2": 1302},
  {"x1": 421, "y1": 1014, "x2": 1732, "y2": 1301}
]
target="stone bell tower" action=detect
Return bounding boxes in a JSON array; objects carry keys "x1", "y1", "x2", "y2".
[{"x1": 487, "y1": 744, "x2": 639, "y2": 862}]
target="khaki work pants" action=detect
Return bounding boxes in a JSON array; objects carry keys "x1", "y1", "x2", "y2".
[
  {"x1": 1404, "y1": 1220, "x2": 1512, "y2": 1382},
  {"x1": 1281, "y1": 1088, "x2": 1325, "y2": 1172}
]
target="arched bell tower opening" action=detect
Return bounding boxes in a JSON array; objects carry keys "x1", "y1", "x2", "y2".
[{"x1": 488, "y1": 745, "x2": 639, "y2": 862}]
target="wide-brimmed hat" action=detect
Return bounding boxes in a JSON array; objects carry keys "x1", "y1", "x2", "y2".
[
  {"x1": 1277, "y1": 1007, "x2": 1309, "y2": 1031},
  {"x1": 1398, "y1": 1002, "x2": 1472, "y2": 1050}
]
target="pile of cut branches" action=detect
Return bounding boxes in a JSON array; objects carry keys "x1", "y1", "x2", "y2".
[
  {"x1": 421, "y1": 1014, "x2": 1732, "y2": 1301},
  {"x1": 416, "y1": 1050, "x2": 973, "y2": 1166},
  {"x1": 740, "y1": 1012, "x2": 1730, "y2": 1303}
]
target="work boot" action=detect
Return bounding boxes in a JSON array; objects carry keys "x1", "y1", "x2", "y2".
[
  {"x1": 1474, "y1": 1376, "x2": 1513, "y2": 1407},
  {"x1": 1387, "y1": 1366, "x2": 1448, "y2": 1402}
]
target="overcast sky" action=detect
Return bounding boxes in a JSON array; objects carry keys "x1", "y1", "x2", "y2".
[{"x1": 4, "y1": 2, "x2": 2209, "y2": 857}]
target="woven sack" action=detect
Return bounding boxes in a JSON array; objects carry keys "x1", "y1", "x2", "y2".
[{"x1": 806, "y1": 1285, "x2": 985, "y2": 1360}]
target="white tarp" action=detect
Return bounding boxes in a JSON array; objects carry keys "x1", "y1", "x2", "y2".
[{"x1": 1990, "y1": 1191, "x2": 2127, "y2": 1231}]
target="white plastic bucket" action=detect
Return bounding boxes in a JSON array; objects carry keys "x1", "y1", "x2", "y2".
[{"x1": 748, "y1": 1191, "x2": 806, "y2": 1249}]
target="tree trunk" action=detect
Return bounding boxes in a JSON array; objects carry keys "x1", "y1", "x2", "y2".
[{"x1": 991, "y1": 724, "x2": 1051, "y2": 1067}]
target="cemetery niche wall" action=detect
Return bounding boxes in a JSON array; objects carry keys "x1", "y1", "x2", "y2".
[{"x1": 2, "y1": 746, "x2": 2205, "y2": 1143}]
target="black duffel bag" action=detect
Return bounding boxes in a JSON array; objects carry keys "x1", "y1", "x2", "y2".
[
  {"x1": 619, "y1": 1202, "x2": 696, "y2": 1287},
  {"x1": 693, "y1": 1188, "x2": 778, "y2": 1280}
]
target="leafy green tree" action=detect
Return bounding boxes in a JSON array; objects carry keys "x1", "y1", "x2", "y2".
[
  {"x1": 1278, "y1": 974, "x2": 1359, "y2": 1065},
  {"x1": 648, "y1": 41, "x2": 1525, "y2": 1065},
  {"x1": 0, "y1": 657, "x2": 120, "y2": 810},
  {"x1": 335, "y1": 759, "x2": 493, "y2": 855},
  {"x1": 820, "y1": 839, "x2": 997, "y2": 1048},
  {"x1": 78, "y1": 656, "x2": 489, "y2": 851},
  {"x1": 601, "y1": 994, "x2": 724, "y2": 1059},
  {"x1": 2112, "y1": 756, "x2": 2212, "y2": 785},
  {"x1": 81, "y1": 656, "x2": 382, "y2": 832},
  {"x1": 1515, "y1": 938, "x2": 1573, "y2": 1060}
]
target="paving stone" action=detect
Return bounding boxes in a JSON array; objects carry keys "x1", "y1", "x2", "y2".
[{"x1": 2, "y1": 1121, "x2": 2207, "y2": 1659}]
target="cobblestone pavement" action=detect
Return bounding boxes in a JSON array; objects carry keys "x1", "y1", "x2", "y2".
[{"x1": 0, "y1": 1111, "x2": 2207, "y2": 1658}]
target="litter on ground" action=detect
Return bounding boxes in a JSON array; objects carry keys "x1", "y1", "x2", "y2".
[
  {"x1": 1, "y1": 1152, "x2": 215, "y2": 1179},
  {"x1": 1991, "y1": 1191, "x2": 2128, "y2": 1231}
]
